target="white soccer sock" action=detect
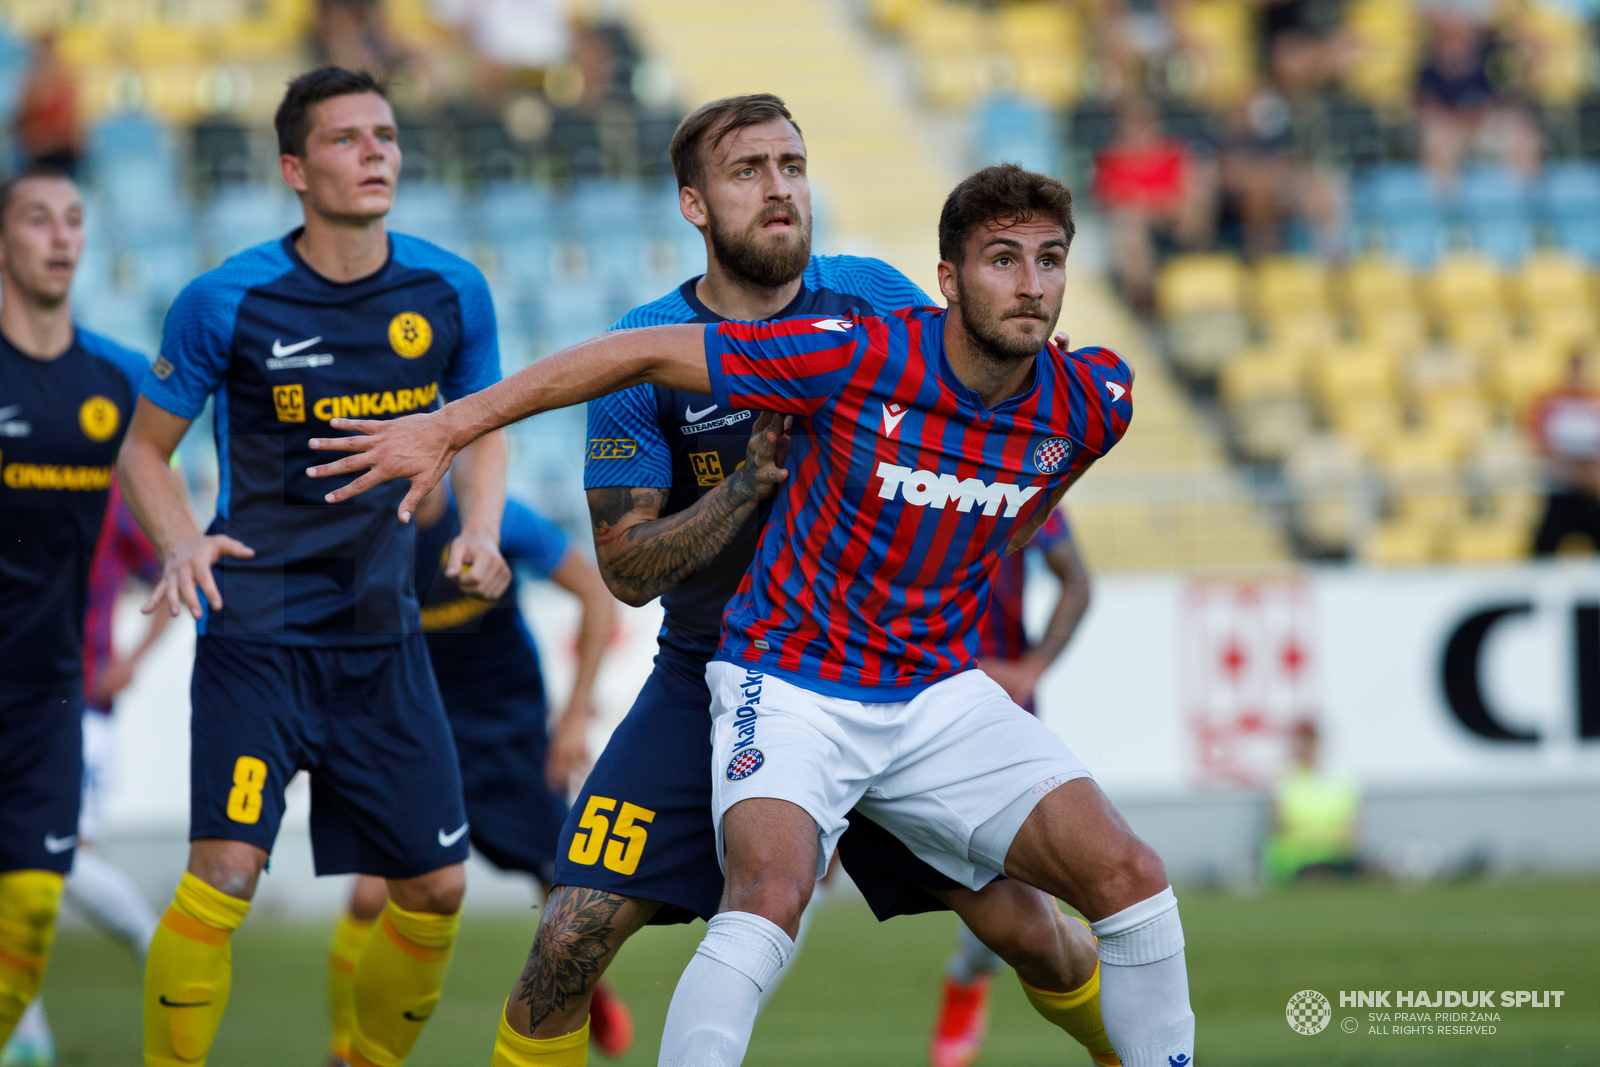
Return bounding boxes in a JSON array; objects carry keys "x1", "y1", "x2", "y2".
[
  {"x1": 1090, "y1": 886, "x2": 1195, "y2": 1067},
  {"x1": 659, "y1": 911, "x2": 794, "y2": 1067},
  {"x1": 757, "y1": 880, "x2": 824, "y2": 1010},
  {"x1": 64, "y1": 848, "x2": 159, "y2": 960},
  {"x1": 947, "y1": 922, "x2": 1004, "y2": 984},
  {"x1": 6, "y1": 997, "x2": 54, "y2": 1052}
]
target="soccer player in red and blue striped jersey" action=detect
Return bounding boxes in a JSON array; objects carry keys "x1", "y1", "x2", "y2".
[{"x1": 312, "y1": 163, "x2": 1195, "y2": 1067}]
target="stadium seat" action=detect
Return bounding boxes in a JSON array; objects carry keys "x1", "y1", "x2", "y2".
[
  {"x1": 1313, "y1": 345, "x2": 1396, "y2": 409},
  {"x1": 1362, "y1": 516, "x2": 1438, "y2": 565},
  {"x1": 1158, "y1": 254, "x2": 1247, "y2": 316},
  {"x1": 1341, "y1": 255, "x2": 1417, "y2": 316},
  {"x1": 1460, "y1": 168, "x2": 1534, "y2": 267},
  {"x1": 1220, "y1": 348, "x2": 1305, "y2": 407},
  {"x1": 1513, "y1": 250, "x2": 1592, "y2": 314},
  {"x1": 1542, "y1": 161, "x2": 1600, "y2": 220},
  {"x1": 480, "y1": 183, "x2": 557, "y2": 243},
  {"x1": 1329, "y1": 397, "x2": 1403, "y2": 455},
  {"x1": 207, "y1": 185, "x2": 301, "y2": 259},
  {"x1": 973, "y1": 94, "x2": 1057, "y2": 174},
  {"x1": 1254, "y1": 256, "x2": 1330, "y2": 317},
  {"x1": 1531, "y1": 306, "x2": 1600, "y2": 348},
  {"x1": 1285, "y1": 433, "x2": 1368, "y2": 552},
  {"x1": 1426, "y1": 253, "x2": 1504, "y2": 315},
  {"x1": 1235, "y1": 399, "x2": 1315, "y2": 461},
  {"x1": 1444, "y1": 519, "x2": 1530, "y2": 563},
  {"x1": 1488, "y1": 340, "x2": 1568, "y2": 413},
  {"x1": 1265, "y1": 312, "x2": 1337, "y2": 357},
  {"x1": 1358, "y1": 308, "x2": 1427, "y2": 353},
  {"x1": 1442, "y1": 307, "x2": 1513, "y2": 356}
]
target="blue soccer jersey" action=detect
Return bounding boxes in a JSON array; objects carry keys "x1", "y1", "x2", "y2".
[
  {"x1": 583, "y1": 255, "x2": 929, "y2": 657},
  {"x1": 0, "y1": 328, "x2": 148, "y2": 681},
  {"x1": 142, "y1": 232, "x2": 500, "y2": 644},
  {"x1": 704, "y1": 307, "x2": 1133, "y2": 699}
]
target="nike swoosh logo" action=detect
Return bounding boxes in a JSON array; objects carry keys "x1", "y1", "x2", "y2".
[
  {"x1": 159, "y1": 994, "x2": 213, "y2": 1008},
  {"x1": 271, "y1": 336, "x2": 322, "y2": 358},
  {"x1": 0, "y1": 405, "x2": 19, "y2": 422},
  {"x1": 685, "y1": 402, "x2": 718, "y2": 423},
  {"x1": 438, "y1": 822, "x2": 469, "y2": 847},
  {"x1": 43, "y1": 833, "x2": 77, "y2": 854},
  {"x1": 403, "y1": 1010, "x2": 433, "y2": 1021}
]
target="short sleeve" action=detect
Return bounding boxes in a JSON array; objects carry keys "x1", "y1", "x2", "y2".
[
  {"x1": 1068, "y1": 345, "x2": 1134, "y2": 463},
  {"x1": 440, "y1": 264, "x2": 501, "y2": 401},
  {"x1": 500, "y1": 500, "x2": 569, "y2": 579},
  {"x1": 704, "y1": 315, "x2": 868, "y2": 416},
  {"x1": 585, "y1": 385, "x2": 672, "y2": 489},
  {"x1": 1033, "y1": 508, "x2": 1072, "y2": 553},
  {"x1": 142, "y1": 278, "x2": 241, "y2": 419}
]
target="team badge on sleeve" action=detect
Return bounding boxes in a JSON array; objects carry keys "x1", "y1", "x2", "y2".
[
  {"x1": 1032, "y1": 437, "x2": 1072, "y2": 474},
  {"x1": 726, "y1": 748, "x2": 765, "y2": 781}
]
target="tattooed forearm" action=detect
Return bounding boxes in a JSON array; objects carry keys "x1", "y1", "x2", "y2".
[
  {"x1": 587, "y1": 470, "x2": 763, "y2": 607},
  {"x1": 515, "y1": 887, "x2": 627, "y2": 1030}
]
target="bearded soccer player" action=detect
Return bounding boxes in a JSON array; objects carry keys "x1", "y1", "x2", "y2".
[
  {"x1": 0, "y1": 166, "x2": 149, "y2": 1053},
  {"x1": 117, "y1": 68, "x2": 508, "y2": 1067},
  {"x1": 309, "y1": 163, "x2": 1194, "y2": 1066},
  {"x1": 931, "y1": 506, "x2": 1094, "y2": 1067}
]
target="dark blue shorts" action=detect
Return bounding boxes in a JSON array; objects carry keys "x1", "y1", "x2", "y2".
[
  {"x1": 439, "y1": 685, "x2": 567, "y2": 877},
  {"x1": 552, "y1": 644, "x2": 958, "y2": 924},
  {"x1": 0, "y1": 679, "x2": 83, "y2": 874},
  {"x1": 189, "y1": 635, "x2": 469, "y2": 880}
]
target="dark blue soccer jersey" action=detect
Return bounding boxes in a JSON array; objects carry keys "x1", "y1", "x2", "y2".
[
  {"x1": 0, "y1": 328, "x2": 148, "y2": 682},
  {"x1": 142, "y1": 230, "x2": 500, "y2": 644},
  {"x1": 414, "y1": 495, "x2": 566, "y2": 739},
  {"x1": 583, "y1": 256, "x2": 929, "y2": 658}
]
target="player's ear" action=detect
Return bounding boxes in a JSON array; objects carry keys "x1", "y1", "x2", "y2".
[
  {"x1": 680, "y1": 185, "x2": 708, "y2": 230},
  {"x1": 279, "y1": 153, "x2": 309, "y2": 195},
  {"x1": 936, "y1": 260, "x2": 959, "y2": 306}
]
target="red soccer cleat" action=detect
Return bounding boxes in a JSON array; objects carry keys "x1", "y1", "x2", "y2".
[
  {"x1": 588, "y1": 980, "x2": 634, "y2": 1058},
  {"x1": 930, "y1": 975, "x2": 991, "y2": 1067}
]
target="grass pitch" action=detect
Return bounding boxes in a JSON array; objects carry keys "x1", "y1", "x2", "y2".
[{"x1": 43, "y1": 875, "x2": 1598, "y2": 1065}]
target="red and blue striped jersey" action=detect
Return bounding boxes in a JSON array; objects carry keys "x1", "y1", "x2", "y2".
[
  {"x1": 978, "y1": 507, "x2": 1072, "y2": 662},
  {"x1": 83, "y1": 479, "x2": 161, "y2": 713},
  {"x1": 703, "y1": 306, "x2": 1132, "y2": 700}
]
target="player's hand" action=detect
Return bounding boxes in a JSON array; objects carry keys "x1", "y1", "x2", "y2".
[
  {"x1": 1053, "y1": 331, "x2": 1071, "y2": 351},
  {"x1": 446, "y1": 530, "x2": 511, "y2": 601},
  {"x1": 143, "y1": 534, "x2": 256, "y2": 620},
  {"x1": 730, "y1": 412, "x2": 792, "y2": 504},
  {"x1": 94, "y1": 656, "x2": 138, "y2": 703},
  {"x1": 546, "y1": 695, "x2": 594, "y2": 792},
  {"x1": 306, "y1": 410, "x2": 459, "y2": 522},
  {"x1": 978, "y1": 654, "x2": 1048, "y2": 707}
]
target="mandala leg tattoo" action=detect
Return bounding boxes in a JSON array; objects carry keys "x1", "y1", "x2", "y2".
[{"x1": 516, "y1": 886, "x2": 628, "y2": 1030}]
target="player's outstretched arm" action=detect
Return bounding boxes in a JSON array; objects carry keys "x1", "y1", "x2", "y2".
[
  {"x1": 588, "y1": 412, "x2": 790, "y2": 608},
  {"x1": 117, "y1": 397, "x2": 256, "y2": 619},
  {"x1": 543, "y1": 550, "x2": 616, "y2": 790},
  {"x1": 307, "y1": 324, "x2": 709, "y2": 521},
  {"x1": 443, "y1": 429, "x2": 511, "y2": 600}
]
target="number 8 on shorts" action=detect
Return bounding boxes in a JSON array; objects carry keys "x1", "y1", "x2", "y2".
[{"x1": 226, "y1": 756, "x2": 268, "y2": 824}]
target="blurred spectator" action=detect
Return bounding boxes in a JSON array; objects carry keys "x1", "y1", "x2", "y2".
[
  {"x1": 1415, "y1": 7, "x2": 1540, "y2": 182},
  {"x1": 1263, "y1": 719, "x2": 1361, "y2": 886},
  {"x1": 15, "y1": 33, "x2": 79, "y2": 174},
  {"x1": 1094, "y1": 96, "x2": 1216, "y2": 316},
  {"x1": 1255, "y1": 0, "x2": 1357, "y2": 99},
  {"x1": 1529, "y1": 350, "x2": 1600, "y2": 556},
  {"x1": 429, "y1": 0, "x2": 570, "y2": 104},
  {"x1": 316, "y1": 0, "x2": 408, "y2": 81},
  {"x1": 1217, "y1": 86, "x2": 1344, "y2": 258}
]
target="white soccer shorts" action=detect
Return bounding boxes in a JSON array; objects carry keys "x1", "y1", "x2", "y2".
[{"x1": 707, "y1": 661, "x2": 1092, "y2": 891}]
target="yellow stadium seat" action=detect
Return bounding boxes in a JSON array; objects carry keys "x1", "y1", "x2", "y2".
[
  {"x1": 1179, "y1": 0, "x2": 1255, "y2": 105},
  {"x1": 997, "y1": 2, "x2": 1078, "y2": 54},
  {"x1": 1443, "y1": 308, "x2": 1513, "y2": 356},
  {"x1": 1313, "y1": 345, "x2": 1396, "y2": 408},
  {"x1": 1407, "y1": 346, "x2": 1481, "y2": 399},
  {"x1": 1254, "y1": 256, "x2": 1331, "y2": 317},
  {"x1": 1013, "y1": 52, "x2": 1084, "y2": 106},
  {"x1": 1514, "y1": 250, "x2": 1592, "y2": 314},
  {"x1": 1358, "y1": 308, "x2": 1428, "y2": 354},
  {"x1": 1343, "y1": 255, "x2": 1417, "y2": 316},
  {"x1": 1264, "y1": 312, "x2": 1337, "y2": 356},
  {"x1": 1363, "y1": 517, "x2": 1439, "y2": 565},
  {"x1": 1329, "y1": 397, "x2": 1403, "y2": 455},
  {"x1": 1445, "y1": 519, "x2": 1531, "y2": 563},
  {"x1": 1530, "y1": 305, "x2": 1599, "y2": 348},
  {"x1": 1158, "y1": 254, "x2": 1247, "y2": 317},
  {"x1": 1342, "y1": 0, "x2": 1420, "y2": 107},
  {"x1": 1286, "y1": 434, "x2": 1368, "y2": 552},
  {"x1": 1494, "y1": 492, "x2": 1544, "y2": 526},
  {"x1": 1236, "y1": 399, "x2": 1315, "y2": 461},
  {"x1": 868, "y1": 0, "x2": 928, "y2": 30},
  {"x1": 1489, "y1": 340, "x2": 1568, "y2": 413},
  {"x1": 1220, "y1": 348, "x2": 1305, "y2": 406},
  {"x1": 907, "y1": 3, "x2": 990, "y2": 57},
  {"x1": 1421, "y1": 393, "x2": 1491, "y2": 450},
  {"x1": 1520, "y1": 3, "x2": 1589, "y2": 106},
  {"x1": 1394, "y1": 491, "x2": 1467, "y2": 527},
  {"x1": 1427, "y1": 253, "x2": 1505, "y2": 316}
]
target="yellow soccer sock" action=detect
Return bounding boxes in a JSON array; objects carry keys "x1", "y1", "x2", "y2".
[
  {"x1": 347, "y1": 901, "x2": 460, "y2": 1067},
  {"x1": 143, "y1": 872, "x2": 251, "y2": 1066},
  {"x1": 1020, "y1": 963, "x2": 1122, "y2": 1067},
  {"x1": 329, "y1": 912, "x2": 375, "y2": 1062},
  {"x1": 491, "y1": 1001, "x2": 589, "y2": 1067},
  {"x1": 0, "y1": 870, "x2": 64, "y2": 1046}
]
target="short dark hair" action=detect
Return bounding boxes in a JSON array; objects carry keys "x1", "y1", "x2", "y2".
[
  {"x1": 0, "y1": 163, "x2": 77, "y2": 229},
  {"x1": 938, "y1": 163, "x2": 1075, "y2": 265},
  {"x1": 275, "y1": 67, "x2": 387, "y2": 157},
  {"x1": 668, "y1": 93, "x2": 803, "y2": 190}
]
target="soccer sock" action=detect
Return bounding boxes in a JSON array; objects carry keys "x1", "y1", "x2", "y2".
[
  {"x1": 490, "y1": 1001, "x2": 589, "y2": 1067},
  {"x1": 659, "y1": 912, "x2": 793, "y2": 1067},
  {"x1": 347, "y1": 901, "x2": 460, "y2": 1067},
  {"x1": 328, "y1": 911, "x2": 375, "y2": 1062},
  {"x1": 0, "y1": 870, "x2": 64, "y2": 1046},
  {"x1": 757, "y1": 880, "x2": 824, "y2": 1011},
  {"x1": 7, "y1": 996, "x2": 53, "y2": 1052},
  {"x1": 1089, "y1": 887, "x2": 1195, "y2": 1067},
  {"x1": 142, "y1": 872, "x2": 251, "y2": 1066},
  {"x1": 1020, "y1": 963, "x2": 1120, "y2": 1066},
  {"x1": 947, "y1": 922, "x2": 1004, "y2": 985},
  {"x1": 64, "y1": 849, "x2": 160, "y2": 960}
]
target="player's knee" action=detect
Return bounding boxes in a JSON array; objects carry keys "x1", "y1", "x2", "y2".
[
  {"x1": 1105, "y1": 838, "x2": 1168, "y2": 908},
  {"x1": 187, "y1": 839, "x2": 267, "y2": 901},
  {"x1": 389, "y1": 864, "x2": 466, "y2": 915},
  {"x1": 720, "y1": 870, "x2": 811, "y2": 935}
]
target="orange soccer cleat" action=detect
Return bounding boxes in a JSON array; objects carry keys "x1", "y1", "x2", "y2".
[
  {"x1": 588, "y1": 980, "x2": 634, "y2": 1058},
  {"x1": 930, "y1": 974, "x2": 992, "y2": 1067}
]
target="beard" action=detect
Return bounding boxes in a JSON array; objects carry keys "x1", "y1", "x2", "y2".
[
  {"x1": 706, "y1": 200, "x2": 812, "y2": 288},
  {"x1": 955, "y1": 269, "x2": 1057, "y2": 366}
]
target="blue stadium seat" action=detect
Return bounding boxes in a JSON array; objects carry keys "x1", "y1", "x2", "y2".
[
  {"x1": 1542, "y1": 160, "x2": 1600, "y2": 219},
  {"x1": 973, "y1": 93, "x2": 1057, "y2": 175},
  {"x1": 1361, "y1": 164, "x2": 1442, "y2": 227},
  {"x1": 1556, "y1": 217, "x2": 1600, "y2": 264},
  {"x1": 388, "y1": 182, "x2": 472, "y2": 249},
  {"x1": 1381, "y1": 219, "x2": 1445, "y2": 268},
  {"x1": 481, "y1": 183, "x2": 556, "y2": 242},
  {"x1": 1458, "y1": 165, "x2": 1530, "y2": 220},
  {"x1": 568, "y1": 179, "x2": 644, "y2": 239},
  {"x1": 207, "y1": 185, "x2": 300, "y2": 258}
]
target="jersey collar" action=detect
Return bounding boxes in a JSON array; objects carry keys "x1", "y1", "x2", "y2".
[
  {"x1": 678, "y1": 274, "x2": 812, "y2": 324},
  {"x1": 918, "y1": 307, "x2": 1049, "y2": 417},
  {"x1": 281, "y1": 228, "x2": 395, "y2": 288}
]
